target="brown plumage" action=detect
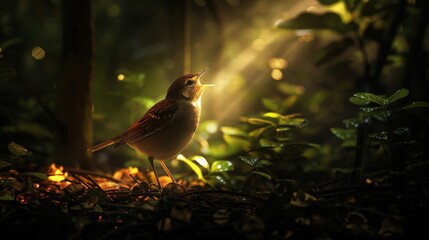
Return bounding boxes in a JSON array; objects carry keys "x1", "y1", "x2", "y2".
[{"x1": 88, "y1": 69, "x2": 212, "y2": 189}]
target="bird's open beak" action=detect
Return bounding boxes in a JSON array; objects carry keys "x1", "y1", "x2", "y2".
[{"x1": 198, "y1": 68, "x2": 215, "y2": 88}]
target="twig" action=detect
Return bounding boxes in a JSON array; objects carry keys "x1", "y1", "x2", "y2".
[{"x1": 87, "y1": 175, "x2": 114, "y2": 201}]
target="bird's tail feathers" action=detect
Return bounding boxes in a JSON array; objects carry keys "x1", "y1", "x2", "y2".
[{"x1": 87, "y1": 137, "x2": 118, "y2": 152}]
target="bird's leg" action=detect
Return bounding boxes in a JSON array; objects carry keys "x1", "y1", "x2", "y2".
[
  {"x1": 148, "y1": 157, "x2": 162, "y2": 191},
  {"x1": 159, "y1": 160, "x2": 177, "y2": 183}
]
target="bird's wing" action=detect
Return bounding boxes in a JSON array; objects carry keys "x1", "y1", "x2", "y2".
[{"x1": 114, "y1": 99, "x2": 179, "y2": 146}]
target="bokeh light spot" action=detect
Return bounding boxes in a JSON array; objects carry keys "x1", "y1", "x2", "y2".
[
  {"x1": 31, "y1": 47, "x2": 45, "y2": 60},
  {"x1": 206, "y1": 121, "x2": 218, "y2": 134},
  {"x1": 252, "y1": 38, "x2": 266, "y2": 50},
  {"x1": 117, "y1": 74, "x2": 125, "y2": 81},
  {"x1": 269, "y1": 58, "x2": 288, "y2": 69},
  {"x1": 271, "y1": 69, "x2": 283, "y2": 81}
]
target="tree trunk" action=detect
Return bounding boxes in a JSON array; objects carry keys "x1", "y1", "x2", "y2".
[{"x1": 57, "y1": 0, "x2": 94, "y2": 169}]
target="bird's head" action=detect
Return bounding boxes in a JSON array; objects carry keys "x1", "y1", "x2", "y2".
[{"x1": 166, "y1": 69, "x2": 213, "y2": 102}]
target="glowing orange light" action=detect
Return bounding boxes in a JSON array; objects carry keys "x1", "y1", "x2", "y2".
[
  {"x1": 47, "y1": 163, "x2": 68, "y2": 182},
  {"x1": 128, "y1": 166, "x2": 139, "y2": 176}
]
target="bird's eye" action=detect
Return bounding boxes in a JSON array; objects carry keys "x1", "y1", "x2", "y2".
[{"x1": 185, "y1": 79, "x2": 194, "y2": 86}]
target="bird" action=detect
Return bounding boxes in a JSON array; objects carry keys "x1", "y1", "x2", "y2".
[{"x1": 88, "y1": 69, "x2": 212, "y2": 190}]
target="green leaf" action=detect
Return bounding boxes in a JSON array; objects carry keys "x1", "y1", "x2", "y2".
[
  {"x1": 8, "y1": 142, "x2": 32, "y2": 157},
  {"x1": 360, "y1": 106, "x2": 383, "y2": 113},
  {"x1": 331, "y1": 128, "x2": 356, "y2": 140},
  {"x1": 247, "y1": 118, "x2": 276, "y2": 126},
  {"x1": 277, "y1": 82, "x2": 305, "y2": 95},
  {"x1": 211, "y1": 161, "x2": 234, "y2": 172},
  {"x1": 0, "y1": 67, "x2": 16, "y2": 84},
  {"x1": 263, "y1": 112, "x2": 282, "y2": 119},
  {"x1": 343, "y1": 118, "x2": 362, "y2": 128},
  {"x1": 192, "y1": 156, "x2": 210, "y2": 170},
  {"x1": 279, "y1": 117, "x2": 308, "y2": 128},
  {"x1": 249, "y1": 126, "x2": 272, "y2": 138},
  {"x1": 282, "y1": 142, "x2": 321, "y2": 156},
  {"x1": 239, "y1": 156, "x2": 272, "y2": 168},
  {"x1": 353, "y1": 92, "x2": 386, "y2": 105},
  {"x1": 399, "y1": 101, "x2": 429, "y2": 110},
  {"x1": 250, "y1": 171, "x2": 272, "y2": 180},
  {"x1": 259, "y1": 138, "x2": 283, "y2": 148},
  {"x1": 277, "y1": 12, "x2": 357, "y2": 33},
  {"x1": 220, "y1": 126, "x2": 247, "y2": 137},
  {"x1": 223, "y1": 135, "x2": 251, "y2": 151},
  {"x1": 386, "y1": 88, "x2": 409, "y2": 104},
  {"x1": 262, "y1": 98, "x2": 279, "y2": 111},
  {"x1": 349, "y1": 96, "x2": 371, "y2": 106},
  {"x1": 177, "y1": 155, "x2": 204, "y2": 179},
  {"x1": 21, "y1": 172, "x2": 48, "y2": 180},
  {"x1": 369, "y1": 131, "x2": 388, "y2": 141},
  {"x1": 0, "y1": 161, "x2": 11, "y2": 169},
  {"x1": 239, "y1": 156, "x2": 260, "y2": 166},
  {"x1": 373, "y1": 110, "x2": 391, "y2": 121},
  {"x1": 393, "y1": 127, "x2": 410, "y2": 136}
]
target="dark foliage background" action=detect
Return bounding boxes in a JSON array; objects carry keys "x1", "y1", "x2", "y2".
[{"x1": 1, "y1": 0, "x2": 429, "y2": 239}]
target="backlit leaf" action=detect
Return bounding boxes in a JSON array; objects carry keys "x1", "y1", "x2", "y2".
[
  {"x1": 177, "y1": 155, "x2": 204, "y2": 179},
  {"x1": 192, "y1": 156, "x2": 210, "y2": 170},
  {"x1": 211, "y1": 161, "x2": 234, "y2": 172},
  {"x1": 220, "y1": 126, "x2": 247, "y2": 137},
  {"x1": 249, "y1": 126, "x2": 272, "y2": 138},
  {"x1": 247, "y1": 118, "x2": 275, "y2": 126},
  {"x1": 262, "y1": 98, "x2": 279, "y2": 111},
  {"x1": 263, "y1": 112, "x2": 282, "y2": 119},
  {"x1": 279, "y1": 117, "x2": 308, "y2": 128}
]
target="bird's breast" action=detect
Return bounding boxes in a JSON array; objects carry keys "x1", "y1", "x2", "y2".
[{"x1": 129, "y1": 101, "x2": 200, "y2": 160}]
